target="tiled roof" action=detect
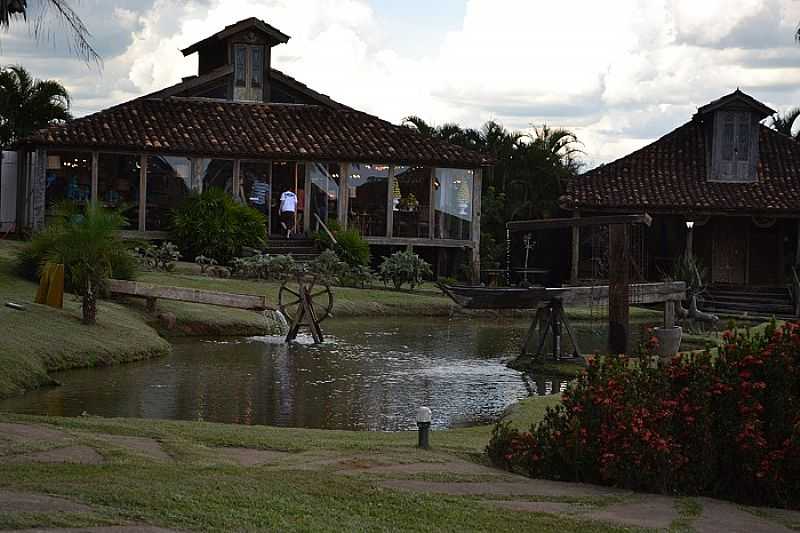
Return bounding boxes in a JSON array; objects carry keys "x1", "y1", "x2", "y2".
[
  {"x1": 562, "y1": 118, "x2": 800, "y2": 214},
  {"x1": 20, "y1": 97, "x2": 490, "y2": 168}
]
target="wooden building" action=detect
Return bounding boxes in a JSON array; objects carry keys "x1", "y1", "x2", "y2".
[
  {"x1": 12, "y1": 17, "x2": 490, "y2": 276},
  {"x1": 562, "y1": 90, "x2": 800, "y2": 312}
]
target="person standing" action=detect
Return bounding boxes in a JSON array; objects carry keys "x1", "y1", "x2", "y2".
[{"x1": 279, "y1": 188, "x2": 298, "y2": 238}]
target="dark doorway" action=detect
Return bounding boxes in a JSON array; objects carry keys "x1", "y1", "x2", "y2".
[
  {"x1": 270, "y1": 162, "x2": 305, "y2": 237},
  {"x1": 712, "y1": 218, "x2": 747, "y2": 284}
]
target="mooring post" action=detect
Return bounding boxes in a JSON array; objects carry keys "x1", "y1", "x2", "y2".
[
  {"x1": 416, "y1": 406, "x2": 432, "y2": 449},
  {"x1": 608, "y1": 223, "x2": 630, "y2": 354}
]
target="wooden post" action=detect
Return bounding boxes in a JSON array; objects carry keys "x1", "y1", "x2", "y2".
[
  {"x1": 303, "y1": 163, "x2": 312, "y2": 235},
  {"x1": 138, "y1": 155, "x2": 147, "y2": 232},
  {"x1": 31, "y1": 148, "x2": 47, "y2": 230},
  {"x1": 339, "y1": 163, "x2": 349, "y2": 228},
  {"x1": 664, "y1": 300, "x2": 676, "y2": 328},
  {"x1": 386, "y1": 166, "x2": 395, "y2": 238},
  {"x1": 471, "y1": 168, "x2": 482, "y2": 282},
  {"x1": 608, "y1": 223, "x2": 629, "y2": 354},
  {"x1": 91, "y1": 152, "x2": 98, "y2": 204},
  {"x1": 429, "y1": 167, "x2": 435, "y2": 239},
  {"x1": 232, "y1": 159, "x2": 241, "y2": 202},
  {"x1": 571, "y1": 211, "x2": 580, "y2": 283},
  {"x1": 795, "y1": 219, "x2": 800, "y2": 267}
]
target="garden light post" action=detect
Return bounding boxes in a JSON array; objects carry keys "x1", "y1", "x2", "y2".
[
  {"x1": 685, "y1": 220, "x2": 694, "y2": 259},
  {"x1": 416, "y1": 406, "x2": 432, "y2": 449}
]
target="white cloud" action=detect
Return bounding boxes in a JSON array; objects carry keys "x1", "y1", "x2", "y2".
[{"x1": 4, "y1": 0, "x2": 800, "y2": 166}]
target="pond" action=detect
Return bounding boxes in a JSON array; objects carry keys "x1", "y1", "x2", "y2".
[{"x1": 0, "y1": 316, "x2": 656, "y2": 431}]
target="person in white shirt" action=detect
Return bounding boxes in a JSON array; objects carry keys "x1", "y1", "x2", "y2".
[{"x1": 279, "y1": 190, "x2": 297, "y2": 238}]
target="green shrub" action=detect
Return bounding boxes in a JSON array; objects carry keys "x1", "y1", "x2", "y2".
[
  {"x1": 171, "y1": 188, "x2": 266, "y2": 264},
  {"x1": 379, "y1": 251, "x2": 432, "y2": 290},
  {"x1": 230, "y1": 254, "x2": 298, "y2": 281},
  {"x1": 340, "y1": 264, "x2": 378, "y2": 289},
  {"x1": 307, "y1": 249, "x2": 349, "y2": 284},
  {"x1": 314, "y1": 224, "x2": 370, "y2": 268},
  {"x1": 16, "y1": 211, "x2": 137, "y2": 284},
  {"x1": 195, "y1": 255, "x2": 218, "y2": 274},
  {"x1": 32, "y1": 203, "x2": 137, "y2": 324},
  {"x1": 135, "y1": 242, "x2": 181, "y2": 272},
  {"x1": 333, "y1": 228, "x2": 370, "y2": 267},
  {"x1": 487, "y1": 322, "x2": 800, "y2": 509}
]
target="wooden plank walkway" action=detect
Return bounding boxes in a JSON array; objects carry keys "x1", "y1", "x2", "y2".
[{"x1": 108, "y1": 279, "x2": 274, "y2": 311}]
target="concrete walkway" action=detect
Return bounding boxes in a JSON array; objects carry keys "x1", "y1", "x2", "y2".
[{"x1": 1, "y1": 422, "x2": 798, "y2": 532}]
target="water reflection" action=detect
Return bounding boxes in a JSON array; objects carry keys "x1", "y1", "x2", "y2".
[
  {"x1": 0, "y1": 317, "x2": 661, "y2": 430},
  {"x1": 1, "y1": 318, "x2": 564, "y2": 431}
]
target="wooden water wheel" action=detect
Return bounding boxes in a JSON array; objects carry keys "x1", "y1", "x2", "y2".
[{"x1": 278, "y1": 274, "x2": 334, "y2": 343}]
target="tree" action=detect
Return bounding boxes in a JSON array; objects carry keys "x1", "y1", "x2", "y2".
[
  {"x1": 0, "y1": 64, "x2": 71, "y2": 149},
  {"x1": 401, "y1": 115, "x2": 584, "y2": 267},
  {"x1": 0, "y1": 0, "x2": 100, "y2": 66},
  {"x1": 768, "y1": 108, "x2": 800, "y2": 140},
  {"x1": 44, "y1": 203, "x2": 132, "y2": 325}
]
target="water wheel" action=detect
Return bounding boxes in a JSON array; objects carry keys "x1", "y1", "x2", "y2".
[{"x1": 278, "y1": 275, "x2": 334, "y2": 340}]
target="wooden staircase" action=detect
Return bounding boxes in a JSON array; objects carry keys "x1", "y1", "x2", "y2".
[
  {"x1": 262, "y1": 237, "x2": 321, "y2": 265},
  {"x1": 698, "y1": 284, "x2": 796, "y2": 318}
]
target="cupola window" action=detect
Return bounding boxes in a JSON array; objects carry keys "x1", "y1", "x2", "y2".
[
  {"x1": 233, "y1": 44, "x2": 265, "y2": 102},
  {"x1": 711, "y1": 110, "x2": 758, "y2": 182}
]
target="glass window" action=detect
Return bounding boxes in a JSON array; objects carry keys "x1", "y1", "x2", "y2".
[
  {"x1": 393, "y1": 166, "x2": 431, "y2": 238},
  {"x1": 98, "y1": 153, "x2": 140, "y2": 229},
  {"x1": 197, "y1": 159, "x2": 234, "y2": 195},
  {"x1": 434, "y1": 168, "x2": 473, "y2": 240},
  {"x1": 310, "y1": 162, "x2": 340, "y2": 227},
  {"x1": 146, "y1": 155, "x2": 191, "y2": 231},
  {"x1": 234, "y1": 45, "x2": 247, "y2": 88},
  {"x1": 347, "y1": 163, "x2": 389, "y2": 237},
  {"x1": 45, "y1": 151, "x2": 91, "y2": 213},
  {"x1": 722, "y1": 114, "x2": 735, "y2": 162},
  {"x1": 251, "y1": 46, "x2": 264, "y2": 89},
  {"x1": 737, "y1": 113, "x2": 750, "y2": 161}
]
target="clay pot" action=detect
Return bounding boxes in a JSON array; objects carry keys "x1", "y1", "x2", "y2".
[{"x1": 654, "y1": 326, "x2": 683, "y2": 358}]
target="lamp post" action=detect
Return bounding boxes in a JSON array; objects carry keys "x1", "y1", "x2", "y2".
[
  {"x1": 685, "y1": 220, "x2": 695, "y2": 260},
  {"x1": 416, "y1": 406, "x2": 432, "y2": 449}
]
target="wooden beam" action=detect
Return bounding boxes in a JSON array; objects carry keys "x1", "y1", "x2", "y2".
[
  {"x1": 543, "y1": 282, "x2": 685, "y2": 307},
  {"x1": 570, "y1": 211, "x2": 580, "y2": 283},
  {"x1": 507, "y1": 213, "x2": 652, "y2": 232},
  {"x1": 386, "y1": 165, "x2": 395, "y2": 238},
  {"x1": 138, "y1": 155, "x2": 147, "y2": 232},
  {"x1": 608, "y1": 224, "x2": 629, "y2": 354},
  {"x1": 108, "y1": 279, "x2": 273, "y2": 311},
  {"x1": 364, "y1": 236, "x2": 475, "y2": 248},
  {"x1": 91, "y1": 151, "x2": 98, "y2": 205},
  {"x1": 471, "y1": 168, "x2": 482, "y2": 282}
]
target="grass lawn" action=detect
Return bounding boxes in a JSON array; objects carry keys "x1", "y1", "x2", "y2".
[
  {"x1": 0, "y1": 240, "x2": 171, "y2": 399},
  {"x1": 0, "y1": 395, "x2": 635, "y2": 533}
]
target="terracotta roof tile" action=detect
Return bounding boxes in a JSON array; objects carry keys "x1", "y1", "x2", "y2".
[
  {"x1": 563, "y1": 119, "x2": 800, "y2": 214},
  {"x1": 23, "y1": 97, "x2": 489, "y2": 168}
]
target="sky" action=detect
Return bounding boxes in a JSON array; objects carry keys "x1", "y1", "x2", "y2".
[{"x1": 3, "y1": 0, "x2": 800, "y2": 167}]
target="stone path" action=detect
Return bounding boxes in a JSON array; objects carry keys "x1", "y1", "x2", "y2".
[
  {"x1": 0, "y1": 490, "x2": 93, "y2": 513},
  {"x1": 92, "y1": 435, "x2": 172, "y2": 464},
  {"x1": 8, "y1": 526, "x2": 176, "y2": 533},
  {"x1": 1, "y1": 421, "x2": 798, "y2": 532}
]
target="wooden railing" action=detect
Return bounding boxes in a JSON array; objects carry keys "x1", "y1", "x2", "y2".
[{"x1": 313, "y1": 213, "x2": 338, "y2": 246}]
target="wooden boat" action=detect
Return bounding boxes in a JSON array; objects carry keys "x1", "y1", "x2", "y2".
[{"x1": 439, "y1": 284, "x2": 548, "y2": 310}]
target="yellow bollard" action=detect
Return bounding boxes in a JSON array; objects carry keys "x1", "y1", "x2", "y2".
[{"x1": 35, "y1": 263, "x2": 65, "y2": 309}]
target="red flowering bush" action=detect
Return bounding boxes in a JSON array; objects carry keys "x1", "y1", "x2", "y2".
[{"x1": 488, "y1": 321, "x2": 800, "y2": 508}]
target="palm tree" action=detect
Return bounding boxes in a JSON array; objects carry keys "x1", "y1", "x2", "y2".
[
  {"x1": 531, "y1": 125, "x2": 584, "y2": 172},
  {"x1": 0, "y1": 0, "x2": 100, "y2": 65},
  {"x1": 0, "y1": 64, "x2": 71, "y2": 148},
  {"x1": 43, "y1": 203, "x2": 131, "y2": 325},
  {"x1": 768, "y1": 108, "x2": 800, "y2": 140}
]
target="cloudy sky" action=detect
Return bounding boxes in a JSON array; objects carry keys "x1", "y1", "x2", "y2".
[{"x1": 3, "y1": 0, "x2": 800, "y2": 166}]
